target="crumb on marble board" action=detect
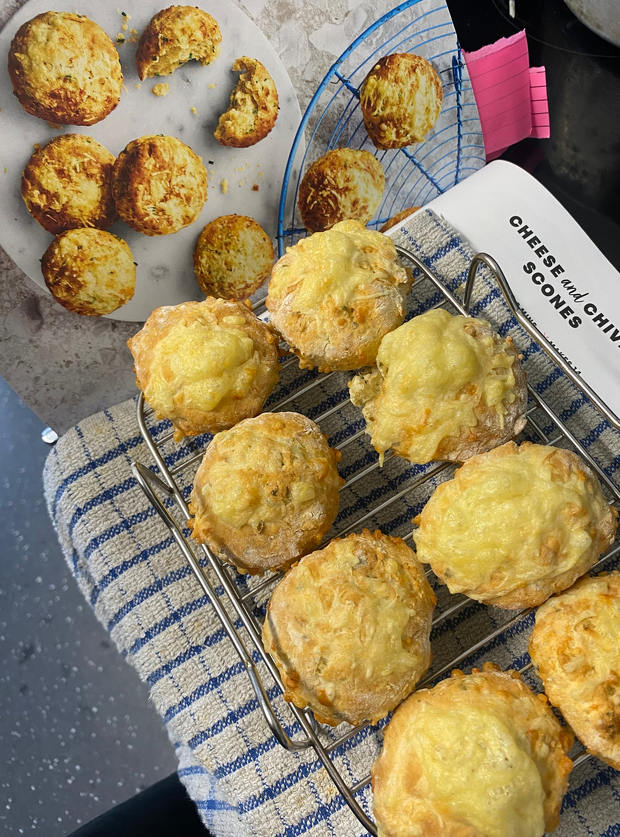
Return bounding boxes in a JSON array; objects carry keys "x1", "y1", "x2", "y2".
[
  {"x1": 221, "y1": 179, "x2": 228, "y2": 194},
  {"x1": 252, "y1": 184, "x2": 259, "y2": 191},
  {"x1": 190, "y1": 106, "x2": 197, "y2": 115},
  {"x1": 152, "y1": 83, "x2": 170, "y2": 97}
]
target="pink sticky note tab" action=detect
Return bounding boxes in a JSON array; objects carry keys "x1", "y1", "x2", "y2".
[
  {"x1": 463, "y1": 30, "x2": 538, "y2": 159},
  {"x1": 529, "y1": 66, "x2": 550, "y2": 138}
]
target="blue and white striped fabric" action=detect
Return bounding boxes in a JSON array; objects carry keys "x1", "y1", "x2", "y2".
[{"x1": 43, "y1": 210, "x2": 620, "y2": 836}]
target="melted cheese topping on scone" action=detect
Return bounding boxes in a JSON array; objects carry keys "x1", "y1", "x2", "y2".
[
  {"x1": 262, "y1": 529, "x2": 435, "y2": 725},
  {"x1": 530, "y1": 572, "x2": 620, "y2": 769},
  {"x1": 414, "y1": 442, "x2": 617, "y2": 609},
  {"x1": 349, "y1": 308, "x2": 519, "y2": 463}
]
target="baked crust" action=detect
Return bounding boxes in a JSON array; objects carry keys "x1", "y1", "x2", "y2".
[
  {"x1": 127, "y1": 298, "x2": 280, "y2": 441},
  {"x1": 112, "y1": 135, "x2": 207, "y2": 236},
  {"x1": 530, "y1": 571, "x2": 620, "y2": 769},
  {"x1": 298, "y1": 148, "x2": 385, "y2": 232},
  {"x1": 188, "y1": 411, "x2": 343, "y2": 574},
  {"x1": 41, "y1": 228, "x2": 135, "y2": 316},
  {"x1": 348, "y1": 308, "x2": 528, "y2": 465},
  {"x1": 262, "y1": 529, "x2": 436, "y2": 725},
  {"x1": 371, "y1": 664, "x2": 573, "y2": 837},
  {"x1": 379, "y1": 206, "x2": 420, "y2": 232},
  {"x1": 22, "y1": 134, "x2": 116, "y2": 234},
  {"x1": 413, "y1": 442, "x2": 618, "y2": 609},
  {"x1": 8, "y1": 11, "x2": 122, "y2": 125},
  {"x1": 360, "y1": 53, "x2": 443, "y2": 149},
  {"x1": 214, "y1": 57, "x2": 278, "y2": 148},
  {"x1": 266, "y1": 219, "x2": 412, "y2": 372},
  {"x1": 193, "y1": 214, "x2": 273, "y2": 299},
  {"x1": 136, "y1": 5, "x2": 222, "y2": 81}
]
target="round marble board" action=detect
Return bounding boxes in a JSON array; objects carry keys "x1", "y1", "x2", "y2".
[{"x1": 0, "y1": 0, "x2": 301, "y2": 321}]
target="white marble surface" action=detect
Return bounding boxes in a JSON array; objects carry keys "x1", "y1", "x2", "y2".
[{"x1": 0, "y1": 0, "x2": 377, "y2": 433}]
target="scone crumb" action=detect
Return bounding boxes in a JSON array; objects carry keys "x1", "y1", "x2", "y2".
[
  {"x1": 252, "y1": 184, "x2": 259, "y2": 191},
  {"x1": 152, "y1": 82, "x2": 170, "y2": 97},
  {"x1": 135, "y1": 82, "x2": 141, "y2": 89},
  {"x1": 116, "y1": 33, "x2": 125, "y2": 43},
  {"x1": 208, "y1": 83, "x2": 216, "y2": 89},
  {"x1": 221, "y1": 178, "x2": 228, "y2": 194},
  {"x1": 190, "y1": 106, "x2": 198, "y2": 115}
]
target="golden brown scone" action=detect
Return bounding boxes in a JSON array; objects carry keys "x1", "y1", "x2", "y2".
[
  {"x1": 193, "y1": 214, "x2": 273, "y2": 299},
  {"x1": 112, "y1": 135, "x2": 207, "y2": 236},
  {"x1": 263, "y1": 529, "x2": 435, "y2": 725},
  {"x1": 349, "y1": 308, "x2": 527, "y2": 465},
  {"x1": 21, "y1": 134, "x2": 116, "y2": 234},
  {"x1": 372, "y1": 664, "x2": 573, "y2": 837},
  {"x1": 214, "y1": 57, "x2": 278, "y2": 148},
  {"x1": 41, "y1": 228, "x2": 135, "y2": 316},
  {"x1": 135, "y1": 5, "x2": 222, "y2": 81},
  {"x1": 379, "y1": 206, "x2": 420, "y2": 233},
  {"x1": 8, "y1": 11, "x2": 122, "y2": 125},
  {"x1": 360, "y1": 53, "x2": 443, "y2": 150},
  {"x1": 188, "y1": 412, "x2": 343, "y2": 574},
  {"x1": 413, "y1": 442, "x2": 618, "y2": 610},
  {"x1": 297, "y1": 148, "x2": 385, "y2": 233},
  {"x1": 530, "y1": 571, "x2": 620, "y2": 769},
  {"x1": 266, "y1": 220, "x2": 411, "y2": 372},
  {"x1": 127, "y1": 298, "x2": 279, "y2": 441}
]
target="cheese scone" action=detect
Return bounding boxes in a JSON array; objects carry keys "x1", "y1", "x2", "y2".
[
  {"x1": 41, "y1": 228, "x2": 135, "y2": 316},
  {"x1": 189, "y1": 412, "x2": 342, "y2": 574},
  {"x1": 22, "y1": 134, "x2": 116, "y2": 234},
  {"x1": 530, "y1": 571, "x2": 620, "y2": 769},
  {"x1": 136, "y1": 5, "x2": 222, "y2": 81},
  {"x1": 372, "y1": 665, "x2": 573, "y2": 837},
  {"x1": 349, "y1": 308, "x2": 527, "y2": 465},
  {"x1": 127, "y1": 298, "x2": 280, "y2": 441},
  {"x1": 262, "y1": 529, "x2": 436, "y2": 726},
  {"x1": 379, "y1": 206, "x2": 420, "y2": 233},
  {"x1": 214, "y1": 57, "x2": 278, "y2": 148},
  {"x1": 414, "y1": 442, "x2": 618, "y2": 609},
  {"x1": 298, "y1": 148, "x2": 385, "y2": 232},
  {"x1": 112, "y1": 135, "x2": 207, "y2": 236},
  {"x1": 8, "y1": 11, "x2": 122, "y2": 125},
  {"x1": 194, "y1": 214, "x2": 273, "y2": 299},
  {"x1": 266, "y1": 220, "x2": 412, "y2": 372},
  {"x1": 360, "y1": 53, "x2": 443, "y2": 149}
]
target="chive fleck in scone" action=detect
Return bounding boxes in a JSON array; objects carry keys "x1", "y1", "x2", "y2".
[
  {"x1": 297, "y1": 148, "x2": 385, "y2": 232},
  {"x1": 112, "y1": 135, "x2": 207, "y2": 236},
  {"x1": 262, "y1": 529, "x2": 436, "y2": 726},
  {"x1": 189, "y1": 412, "x2": 343, "y2": 574},
  {"x1": 372, "y1": 665, "x2": 573, "y2": 837},
  {"x1": 530, "y1": 571, "x2": 620, "y2": 769},
  {"x1": 214, "y1": 57, "x2": 278, "y2": 148},
  {"x1": 266, "y1": 220, "x2": 412, "y2": 372},
  {"x1": 193, "y1": 214, "x2": 273, "y2": 299},
  {"x1": 127, "y1": 298, "x2": 280, "y2": 441},
  {"x1": 136, "y1": 5, "x2": 222, "y2": 81},
  {"x1": 41, "y1": 228, "x2": 135, "y2": 316},
  {"x1": 360, "y1": 53, "x2": 443, "y2": 149},
  {"x1": 22, "y1": 134, "x2": 116, "y2": 234},
  {"x1": 348, "y1": 308, "x2": 527, "y2": 464},
  {"x1": 8, "y1": 11, "x2": 122, "y2": 125},
  {"x1": 414, "y1": 442, "x2": 618, "y2": 609}
]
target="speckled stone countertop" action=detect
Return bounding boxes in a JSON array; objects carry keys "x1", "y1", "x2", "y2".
[{"x1": 0, "y1": 0, "x2": 375, "y2": 435}]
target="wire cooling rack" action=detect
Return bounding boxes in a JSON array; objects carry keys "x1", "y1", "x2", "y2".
[
  {"x1": 131, "y1": 244, "x2": 620, "y2": 835},
  {"x1": 276, "y1": 0, "x2": 486, "y2": 255}
]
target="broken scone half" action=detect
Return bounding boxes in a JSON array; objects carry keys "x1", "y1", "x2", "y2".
[
  {"x1": 136, "y1": 5, "x2": 222, "y2": 81},
  {"x1": 215, "y1": 56, "x2": 278, "y2": 147}
]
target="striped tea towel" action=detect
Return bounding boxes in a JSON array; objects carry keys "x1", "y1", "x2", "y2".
[{"x1": 43, "y1": 210, "x2": 620, "y2": 837}]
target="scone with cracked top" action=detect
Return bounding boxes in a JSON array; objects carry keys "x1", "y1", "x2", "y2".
[
  {"x1": 413, "y1": 442, "x2": 618, "y2": 609},
  {"x1": 372, "y1": 664, "x2": 573, "y2": 837},
  {"x1": 136, "y1": 5, "x2": 222, "y2": 81},
  {"x1": 112, "y1": 135, "x2": 207, "y2": 236},
  {"x1": 214, "y1": 57, "x2": 278, "y2": 148},
  {"x1": 360, "y1": 53, "x2": 443, "y2": 149},
  {"x1": 530, "y1": 571, "x2": 620, "y2": 769},
  {"x1": 8, "y1": 11, "x2": 122, "y2": 125},
  {"x1": 127, "y1": 298, "x2": 280, "y2": 441},
  {"x1": 22, "y1": 134, "x2": 116, "y2": 234},
  {"x1": 262, "y1": 529, "x2": 436, "y2": 726},
  {"x1": 298, "y1": 148, "x2": 385, "y2": 232},
  {"x1": 189, "y1": 411, "x2": 343, "y2": 574},
  {"x1": 348, "y1": 308, "x2": 527, "y2": 464},
  {"x1": 266, "y1": 219, "x2": 412, "y2": 372}
]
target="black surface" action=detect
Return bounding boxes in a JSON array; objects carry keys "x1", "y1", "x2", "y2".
[{"x1": 448, "y1": 0, "x2": 620, "y2": 270}]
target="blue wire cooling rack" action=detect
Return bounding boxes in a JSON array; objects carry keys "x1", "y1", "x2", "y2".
[{"x1": 277, "y1": 0, "x2": 486, "y2": 256}]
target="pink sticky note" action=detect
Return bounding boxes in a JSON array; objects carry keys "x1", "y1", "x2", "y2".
[{"x1": 529, "y1": 66, "x2": 550, "y2": 138}]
